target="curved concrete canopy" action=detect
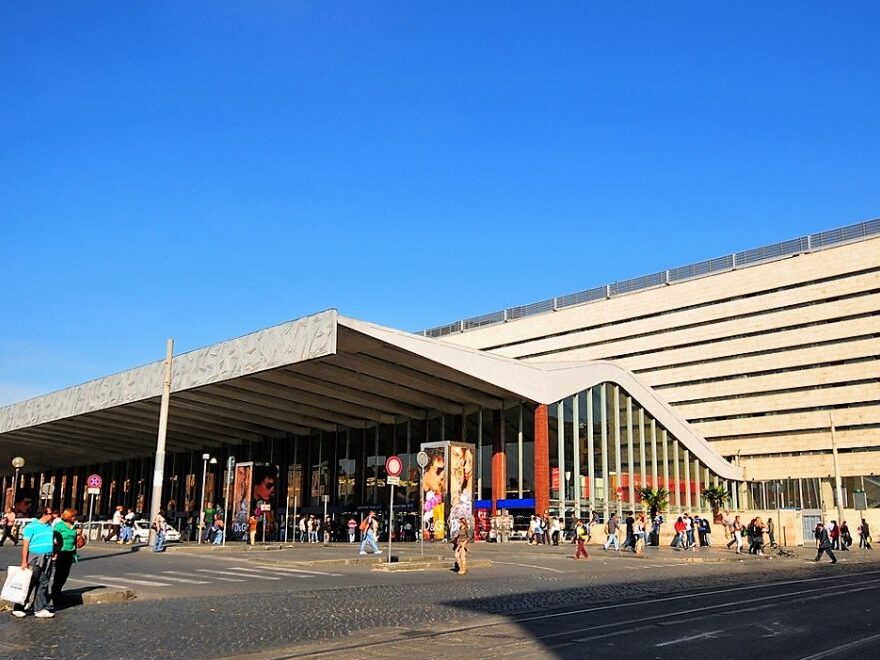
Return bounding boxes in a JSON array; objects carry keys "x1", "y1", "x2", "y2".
[{"x1": 0, "y1": 311, "x2": 743, "y2": 481}]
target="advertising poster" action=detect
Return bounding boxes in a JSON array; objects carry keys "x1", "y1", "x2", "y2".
[
  {"x1": 421, "y1": 444, "x2": 447, "y2": 541},
  {"x1": 448, "y1": 443, "x2": 475, "y2": 538},
  {"x1": 230, "y1": 462, "x2": 253, "y2": 541}
]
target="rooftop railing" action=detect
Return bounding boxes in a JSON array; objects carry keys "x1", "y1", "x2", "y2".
[{"x1": 420, "y1": 217, "x2": 880, "y2": 339}]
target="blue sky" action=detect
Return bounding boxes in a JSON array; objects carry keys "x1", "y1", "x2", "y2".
[{"x1": 2, "y1": 3, "x2": 878, "y2": 405}]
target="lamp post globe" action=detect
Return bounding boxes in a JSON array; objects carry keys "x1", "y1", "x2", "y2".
[{"x1": 11, "y1": 456, "x2": 25, "y2": 517}]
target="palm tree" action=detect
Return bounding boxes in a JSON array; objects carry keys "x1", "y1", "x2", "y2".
[
  {"x1": 702, "y1": 485, "x2": 730, "y2": 523},
  {"x1": 639, "y1": 486, "x2": 669, "y2": 520}
]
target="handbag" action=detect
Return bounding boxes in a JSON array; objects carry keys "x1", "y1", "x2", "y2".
[{"x1": 1, "y1": 566, "x2": 33, "y2": 605}]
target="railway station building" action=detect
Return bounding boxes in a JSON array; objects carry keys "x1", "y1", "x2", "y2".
[{"x1": 1, "y1": 218, "x2": 878, "y2": 538}]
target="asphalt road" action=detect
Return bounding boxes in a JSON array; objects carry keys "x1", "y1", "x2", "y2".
[{"x1": 0, "y1": 541, "x2": 877, "y2": 659}]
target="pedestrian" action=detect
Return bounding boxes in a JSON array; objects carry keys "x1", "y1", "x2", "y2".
[
  {"x1": 0, "y1": 508, "x2": 17, "y2": 546},
  {"x1": 732, "y1": 515, "x2": 744, "y2": 554},
  {"x1": 358, "y1": 511, "x2": 381, "y2": 555},
  {"x1": 724, "y1": 511, "x2": 736, "y2": 547},
  {"x1": 672, "y1": 516, "x2": 686, "y2": 549},
  {"x1": 622, "y1": 512, "x2": 635, "y2": 550},
  {"x1": 828, "y1": 520, "x2": 840, "y2": 550},
  {"x1": 347, "y1": 516, "x2": 357, "y2": 543},
  {"x1": 840, "y1": 521, "x2": 852, "y2": 551},
  {"x1": 106, "y1": 505, "x2": 123, "y2": 543},
  {"x1": 247, "y1": 514, "x2": 258, "y2": 545},
  {"x1": 574, "y1": 520, "x2": 590, "y2": 559},
  {"x1": 700, "y1": 515, "x2": 712, "y2": 547},
  {"x1": 684, "y1": 513, "x2": 695, "y2": 548},
  {"x1": 750, "y1": 517, "x2": 766, "y2": 556},
  {"x1": 695, "y1": 515, "x2": 706, "y2": 547},
  {"x1": 153, "y1": 511, "x2": 168, "y2": 552},
  {"x1": 814, "y1": 522, "x2": 837, "y2": 564},
  {"x1": 453, "y1": 517, "x2": 470, "y2": 575},
  {"x1": 859, "y1": 519, "x2": 872, "y2": 549},
  {"x1": 12, "y1": 506, "x2": 56, "y2": 618},
  {"x1": 550, "y1": 516, "x2": 561, "y2": 546},
  {"x1": 651, "y1": 513, "x2": 663, "y2": 546},
  {"x1": 121, "y1": 508, "x2": 136, "y2": 544},
  {"x1": 534, "y1": 516, "x2": 545, "y2": 546},
  {"x1": 323, "y1": 516, "x2": 332, "y2": 545},
  {"x1": 51, "y1": 508, "x2": 79, "y2": 606},
  {"x1": 767, "y1": 517, "x2": 777, "y2": 548},
  {"x1": 212, "y1": 517, "x2": 225, "y2": 545},
  {"x1": 298, "y1": 516, "x2": 307, "y2": 543},
  {"x1": 603, "y1": 513, "x2": 620, "y2": 551},
  {"x1": 633, "y1": 514, "x2": 646, "y2": 555}
]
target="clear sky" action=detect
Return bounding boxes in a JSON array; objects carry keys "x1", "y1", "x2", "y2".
[{"x1": 2, "y1": 3, "x2": 878, "y2": 405}]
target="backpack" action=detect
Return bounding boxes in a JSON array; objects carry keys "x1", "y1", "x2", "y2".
[{"x1": 359, "y1": 518, "x2": 370, "y2": 533}]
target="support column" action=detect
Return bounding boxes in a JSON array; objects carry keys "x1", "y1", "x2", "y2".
[
  {"x1": 491, "y1": 410, "x2": 505, "y2": 515},
  {"x1": 534, "y1": 404, "x2": 550, "y2": 516}
]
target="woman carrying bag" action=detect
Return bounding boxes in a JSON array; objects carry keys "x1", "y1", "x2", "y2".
[{"x1": 51, "y1": 508, "x2": 80, "y2": 606}]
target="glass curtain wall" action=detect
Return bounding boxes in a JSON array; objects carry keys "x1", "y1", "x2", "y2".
[{"x1": 549, "y1": 384, "x2": 732, "y2": 519}]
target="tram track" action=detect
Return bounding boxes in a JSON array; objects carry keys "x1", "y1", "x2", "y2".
[{"x1": 258, "y1": 568, "x2": 880, "y2": 659}]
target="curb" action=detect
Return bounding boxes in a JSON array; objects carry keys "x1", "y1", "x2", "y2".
[{"x1": 80, "y1": 588, "x2": 136, "y2": 604}]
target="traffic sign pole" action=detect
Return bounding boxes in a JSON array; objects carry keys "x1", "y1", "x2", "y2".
[
  {"x1": 388, "y1": 483, "x2": 394, "y2": 564},
  {"x1": 384, "y1": 455, "x2": 404, "y2": 564}
]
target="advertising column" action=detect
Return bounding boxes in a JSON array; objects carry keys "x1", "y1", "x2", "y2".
[{"x1": 420, "y1": 441, "x2": 475, "y2": 542}]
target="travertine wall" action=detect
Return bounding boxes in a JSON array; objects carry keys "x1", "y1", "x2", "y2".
[{"x1": 446, "y1": 237, "x2": 880, "y2": 482}]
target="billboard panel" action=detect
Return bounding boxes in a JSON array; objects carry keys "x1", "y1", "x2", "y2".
[
  {"x1": 420, "y1": 441, "x2": 475, "y2": 542},
  {"x1": 230, "y1": 462, "x2": 253, "y2": 541}
]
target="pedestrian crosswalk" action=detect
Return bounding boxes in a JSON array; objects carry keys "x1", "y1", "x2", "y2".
[{"x1": 67, "y1": 563, "x2": 340, "y2": 591}]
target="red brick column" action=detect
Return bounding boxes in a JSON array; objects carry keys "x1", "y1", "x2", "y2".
[
  {"x1": 534, "y1": 404, "x2": 550, "y2": 516},
  {"x1": 491, "y1": 409, "x2": 505, "y2": 515}
]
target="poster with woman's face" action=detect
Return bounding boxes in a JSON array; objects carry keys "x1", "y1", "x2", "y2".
[
  {"x1": 449, "y1": 445, "x2": 474, "y2": 534},
  {"x1": 231, "y1": 463, "x2": 253, "y2": 539},
  {"x1": 421, "y1": 446, "x2": 446, "y2": 540}
]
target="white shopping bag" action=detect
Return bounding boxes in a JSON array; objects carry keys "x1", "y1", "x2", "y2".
[{"x1": 1, "y1": 566, "x2": 33, "y2": 605}]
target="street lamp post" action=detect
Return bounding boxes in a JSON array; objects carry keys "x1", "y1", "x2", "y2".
[
  {"x1": 198, "y1": 453, "x2": 216, "y2": 544},
  {"x1": 222, "y1": 456, "x2": 235, "y2": 547},
  {"x1": 11, "y1": 457, "x2": 25, "y2": 515}
]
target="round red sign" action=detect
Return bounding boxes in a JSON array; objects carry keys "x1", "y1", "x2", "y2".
[
  {"x1": 385, "y1": 455, "x2": 403, "y2": 478},
  {"x1": 86, "y1": 474, "x2": 102, "y2": 489}
]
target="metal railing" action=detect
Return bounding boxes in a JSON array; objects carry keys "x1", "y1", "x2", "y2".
[{"x1": 420, "y1": 217, "x2": 880, "y2": 339}]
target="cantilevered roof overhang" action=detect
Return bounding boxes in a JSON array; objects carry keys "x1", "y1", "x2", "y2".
[{"x1": 0, "y1": 310, "x2": 744, "y2": 480}]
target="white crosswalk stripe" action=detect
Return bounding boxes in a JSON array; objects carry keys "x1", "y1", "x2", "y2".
[
  {"x1": 248, "y1": 565, "x2": 343, "y2": 577},
  {"x1": 226, "y1": 566, "x2": 314, "y2": 579},
  {"x1": 67, "y1": 563, "x2": 343, "y2": 590},
  {"x1": 81, "y1": 574, "x2": 168, "y2": 587},
  {"x1": 197, "y1": 568, "x2": 280, "y2": 581}
]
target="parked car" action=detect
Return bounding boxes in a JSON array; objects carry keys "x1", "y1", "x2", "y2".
[{"x1": 76, "y1": 519, "x2": 181, "y2": 544}]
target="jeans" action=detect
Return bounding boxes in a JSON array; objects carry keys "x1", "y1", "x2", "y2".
[
  {"x1": 212, "y1": 530, "x2": 224, "y2": 545},
  {"x1": 14, "y1": 553, "x2": 53, "y2": 613},
  {"x1": 154, "y1": 531, "x2": 166, "y2": 552},
  {"x1": 349, "y1": 530, "x2": 356, "y2": 543},
  {"x1": 604, "y1": 533, "x2": 619, "y2": 550},
  {"x1": 359, "y1": 531, "x2": 379, "y2": 554}
]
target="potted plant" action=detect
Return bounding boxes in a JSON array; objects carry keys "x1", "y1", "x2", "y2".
[
  {"x1": 701, "y1": 485, "x2": 730, "y2": 523},
  {"x1": 639, "y1": 486, "x2": 669, "y2": 546}
]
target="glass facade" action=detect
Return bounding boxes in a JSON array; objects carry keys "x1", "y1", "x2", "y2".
[{"x1": 11, "y1": 381, "x2": 763, "y2": 540}]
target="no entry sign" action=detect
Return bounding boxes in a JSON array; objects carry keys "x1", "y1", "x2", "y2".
[{"x1": 385, "y1": 455, "x2": 403, "y2": 478}]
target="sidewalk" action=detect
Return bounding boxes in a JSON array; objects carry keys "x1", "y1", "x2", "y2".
[{"x1": 163, "y1": 536, "x2": 880, "y2": 566}]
